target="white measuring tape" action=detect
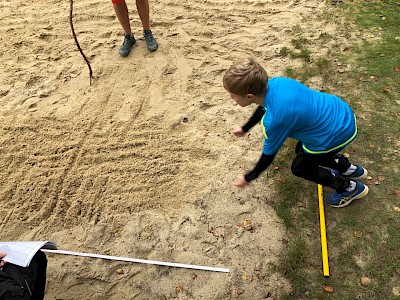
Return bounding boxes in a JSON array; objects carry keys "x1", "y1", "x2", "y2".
[{"x1": 42, "y1": 249, "x2": 230, "y2": 273}]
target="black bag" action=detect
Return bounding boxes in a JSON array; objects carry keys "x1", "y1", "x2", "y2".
[{"x1": 0, "y1": 251, "x2": 47, "y2": 300}]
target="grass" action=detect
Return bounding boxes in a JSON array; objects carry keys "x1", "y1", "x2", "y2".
[{"x1": 273, "y1": 1, "x2": 400, "y2": 298}]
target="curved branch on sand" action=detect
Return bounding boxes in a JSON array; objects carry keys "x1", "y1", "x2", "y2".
[{"x1": 69, "y1": 0, "x2": 93, "y2": 85}]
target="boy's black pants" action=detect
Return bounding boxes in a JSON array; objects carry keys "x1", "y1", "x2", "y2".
[
  {"x1": 291, "y1": 141, "x2": 351, "y2": 193},
  {"x1": 0, "y1": 251, "x2": 47, "y2": 300}
]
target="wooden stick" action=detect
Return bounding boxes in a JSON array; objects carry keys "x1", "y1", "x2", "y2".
[
  {"x1": 318, "y1": 184, "x2": 330, "y2": 277},
  {"x1": 69, "y1": 0, "x2": 93, "y2": 85}
]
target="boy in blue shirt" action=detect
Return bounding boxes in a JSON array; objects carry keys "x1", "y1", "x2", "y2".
[{"x1": 223, "y1": 57, "x2": 368, "y2": 207}]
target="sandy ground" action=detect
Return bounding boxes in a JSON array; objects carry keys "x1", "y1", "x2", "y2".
[{"x1": 0, "y1": 0, "x2": 339, "y2": 298}]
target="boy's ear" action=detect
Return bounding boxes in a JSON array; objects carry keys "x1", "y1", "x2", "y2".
[{"x1": 246, "y1": 94, "x2": 256, "y2": 100}]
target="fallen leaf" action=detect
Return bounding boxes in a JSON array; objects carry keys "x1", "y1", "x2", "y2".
[
  {"x1": 395, "y1": 190, "x2": 400, "y2": 198},
  {"x1": 394, "y1": 66, "x2": 400, "y2": 72},
  {"x1": 272, "y1": 166, "x2": 279, "y2": 170},
  {"x1": 392, "y1": 286, "x2": 400, "y2": 296},
  {"x1": 361, "y1": 276, "x2": 371, "y2": 286},
  {"x1": 369, "y1": 76, "x2": 377, "y2": 81},
  {"x1": 114, "y1": 228, "x2": 121, "y2": 237},
  {"x1": 381, "y1": 16, "x2": 387, "y2": 21},
  {"x1": 192, "y1": 274, "x2": 197, "y2": 280},
  {"x1": 237, "y1": 288, "x2": 245, "y2": 295},
  {"x1": 323, "y1": 285, "x2": 334, "y2": 293},
  {"x1": 279, "y1": 178, "x2": 286, "y2": 183},
  {"x1": 344, "y1": 152, "x2": 350, "y2": 158},
  {"x1": 383, "y1": 86, "x2": 391, "y2": 93},
  {"x1": 175, "y1": 285, "x2": 183, "y2": 293},
  {"x1": 243, "y1": 219, "x2": 251, "y2": 226},
  {"x1": 243, "y1": 219, "x2": 253, "y2": 231},
  {"x1": 116, "y1": 269, "x2": 124, "y2": 275},
  {"x1": 394, "y1": 207, "x2": 400, "y2": 212},
  {"x1": 359, "y1": 77, "x2": 367, "y2": 82},
  {"x1": 366, "y1": 175, "x2": 373, "y2": 180},
  {"x1": 378, "y1": 176, "x2": 385, "y2": 182},
  {"x1": 354, "y1": 230, "x2": 363, "y2": 238}
]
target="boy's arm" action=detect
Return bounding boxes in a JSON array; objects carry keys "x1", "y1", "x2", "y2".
[
  {"x1": 242, "y1": 106, "x2": 265, "y2": 133},
  {"x1": 244, "y1": 153, "x2": 276, "y2": 182}
]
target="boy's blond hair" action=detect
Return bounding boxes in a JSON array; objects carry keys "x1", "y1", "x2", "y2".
[{"x1": 223, "y1": 57, "x2": 268, "y2": 96}]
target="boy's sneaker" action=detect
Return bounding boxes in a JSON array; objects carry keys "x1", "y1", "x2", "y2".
[
  {"x1": 144, "y1": 30, "x2": 158, "y2": 52},
  {"x1": 342, "y1": 164, "x2": 368, "y2": 180},
  {"x1": 326, "y1": 181, "x2": 369, "y2": 208},
  {"x1": 119, "y1": 34, "x2": 136, "y2": 57}
]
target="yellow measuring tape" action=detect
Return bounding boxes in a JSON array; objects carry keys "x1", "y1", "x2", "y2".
[{"x1": 318, "y1": 184, "x2": 330, "y2": 277}]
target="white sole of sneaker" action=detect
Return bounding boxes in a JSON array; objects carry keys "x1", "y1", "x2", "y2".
[
  {"x1": 330, "y1": 185, "x2": 369, "y2": 208},
  {"x1": 350, "y1": 168, "x2": 368, "y2": 180}
]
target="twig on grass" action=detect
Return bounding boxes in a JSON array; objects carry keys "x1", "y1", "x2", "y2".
[{"x1": 69, "y1": 0, "x2": 93, "y2": 85}]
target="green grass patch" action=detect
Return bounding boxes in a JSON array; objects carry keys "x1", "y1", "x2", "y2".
[{"x1": 272, "y1": 1, "x2": 400, "y2": 299}]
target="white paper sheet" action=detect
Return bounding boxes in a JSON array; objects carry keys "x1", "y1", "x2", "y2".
[{"x1": 0, "y1": 241, "x2": 58, "y2": 267}]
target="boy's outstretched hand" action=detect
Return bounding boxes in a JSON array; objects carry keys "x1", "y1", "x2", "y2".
[
  {"x1": 0, "y1": 251, "x2": 7, "y2": 267},
  {"x1": 233, "y1": 175, "x2": 248, "y2": 188},
  {"x1": 232, "y1": 126, "x2": 245, "y2": 137}
]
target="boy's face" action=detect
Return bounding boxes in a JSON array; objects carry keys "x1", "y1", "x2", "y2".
[{"x1": 229, "y1": 92, "x2": 253, "y2": 107}]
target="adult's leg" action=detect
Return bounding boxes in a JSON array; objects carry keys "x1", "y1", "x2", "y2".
[
  {"x1": 113, "y1": 0, "x2": 136, "y2": 56},
  {"x1": 291, "y1": 142, "x2": 350, "y2": 192},
  {"x1": 135, "y1": 0, "x2": 150, "y2": 30},
  {"x1": 136, "y1": 0, "x2": 158, "y2": 51},
  {"x1": 113, "y1": 0, "x2": 132, "y2": 34}
]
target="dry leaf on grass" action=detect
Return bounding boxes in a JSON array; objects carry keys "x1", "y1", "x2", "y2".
[
  {"x1": 361, "y1": 276, "x2": 371, "y2": 286},
  {"x1": 369, "y1": 76, "x2": 377, "y2": 81},
  {"x1": 395, "y1": 190, "x2": 400, "y2": 199},
  {"x1": 279, "y1": 178, "x2": 286, "y2": 183},
  {"x1": 323, "y1": 285, "x2": 334, "y2": 293},
  {"x1": 175, "y1": 285, "x2": 183, "y2": 293},
  {"x1": 392, "y1": 287, "x2": 400, "y2": 296},
  {"x1": 394, "y1": 207, "x2": 400, "y2": 212}
]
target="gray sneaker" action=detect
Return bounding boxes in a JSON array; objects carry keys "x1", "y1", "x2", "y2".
[
  {"x1": 119, "y1": 33, "x2": 136, "y2": 57},
  {"x1": 143, "y1": 30, "x2": 158, "y2": 52}
]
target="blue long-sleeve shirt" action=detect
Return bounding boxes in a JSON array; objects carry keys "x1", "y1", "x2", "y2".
[
  {"x1": 243, "y1": 77, "x2": 357, "y2": 182},
  {"x1": 262, "y1": 77, "x2": 357, "y2": 155}
]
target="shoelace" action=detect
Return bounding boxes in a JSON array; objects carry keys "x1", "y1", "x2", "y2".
[
  {"x1": 123, "y1": 35, "x2": 133, "y2": 46},
  {"x1": 145, "y1": 33, "x2": 155, "y2": 43}
]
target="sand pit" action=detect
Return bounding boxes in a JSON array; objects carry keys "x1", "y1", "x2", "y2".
[{"x1": 0, "y1": 0, "x2": 338, "y2": 298}]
